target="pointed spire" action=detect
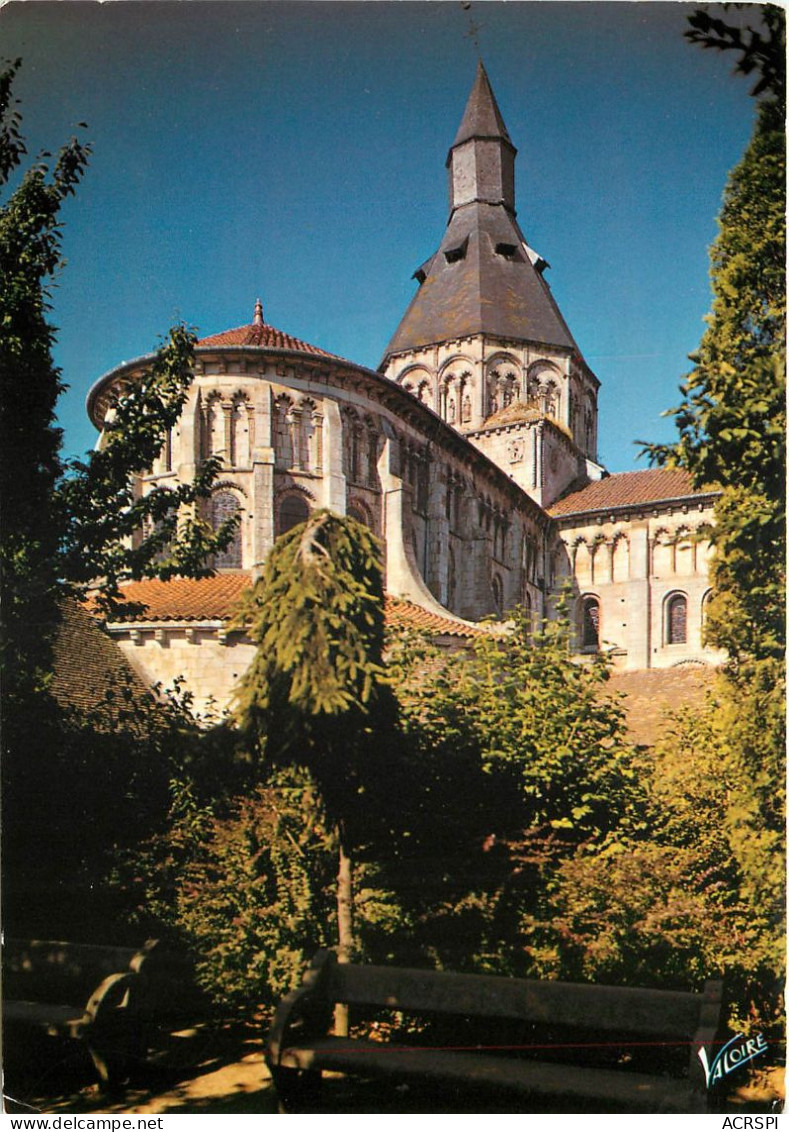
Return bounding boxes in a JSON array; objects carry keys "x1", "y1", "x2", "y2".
[
  {"x1": 453, "y1": 60, "x2": 512, "y2": 148},
  {"x1": 381, "y1": 64, "x2": 579, "y2": 364},
  {"x1": 253, "y1": 298, "x2": 264, "y2": 326},
  {"x1": 447, "y1": 61, "x2": 516, "y2": 216}
]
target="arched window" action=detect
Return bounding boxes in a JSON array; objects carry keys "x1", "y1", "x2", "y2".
[
  {"x1": 273, "y1": 397, "x2": 294, "y2": 468},
  {"x1": 142, "y1": 512, "x2": 171, "y2": 564},
  {"x1": 344, "y1": 410, "x2": 362, "y2": 481},
  {"x1": 279, "y1": 493, "x2": 309, "y2": 536},
  {"x1": 447, "y1": 547, "x2": 457, "y2": 609},
  {"x1": 666, "y1": 593, "x2": 688, "y2": 644},
  {"x1": 491, "y1": 574, "x2": 503, "y2": 616},
  {"x1": 230, "y1": 397, "x2": 251, "y2": 467},
  {"x1": 364, "y1": 426, "x2": 378, "y2": 485},
  {"x1": 701, "y1": 589, "x2": 713, "y2": 624},
  {"x1": 211, "y1": 490, "x2": 242, "y2": 569},
  {"x1": 581, "y1": 596, "x2": 600, "y2": 650},
  {"x1": 347, "y1": 502, "x2": 372, "y2": 530},
  {"x1": 522, "y1": 590, "x2": 532, "y2": 636},
  {"x1": 203, "y1": 395, "x2": 225, "y2": 461},
  {"x1": 159, "y1": 428, "x2": 172, "y2": 474}
]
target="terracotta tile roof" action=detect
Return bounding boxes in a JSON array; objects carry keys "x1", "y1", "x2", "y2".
[
  {"x1": 549, "y1": 468, "x2": 717, "y2": 517},
  {"x1": 104, "y1": 573, "x2": 252, "y2": 622},
  {"x1": 197, "y1": 321, "x2": 335, "y2": 358},
  {"x1": 608, "y1": 665, "x2": 717, "y2": 747},
  {"x1": 50, "y1": 598, "x2": 150, "y2": 714},
  {"x1": 384, "y1": 596, "x2": 487, "y2": 638},
  {"x1": 98, "y1": 574, "x2": 485, "y2": 639}
]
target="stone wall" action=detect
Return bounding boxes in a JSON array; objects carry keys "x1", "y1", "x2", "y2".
[
  {"x1": 112, "y1": 625, "x2": 255, "y2": 720},
  {"x1": 553, "y1": 499, "x2": 723, "y2": 670},
  {"x1": 106, "y1": 345, "x2": 548, "y2": 626}
]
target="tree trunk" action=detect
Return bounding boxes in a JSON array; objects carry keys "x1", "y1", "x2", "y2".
[{"x1": 333, "y1": 832, "x2": 353, "y2": 1037}]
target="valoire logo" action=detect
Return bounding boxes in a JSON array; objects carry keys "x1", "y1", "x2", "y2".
[{"x1": 698, "y1": 1032, "x2": 768, "y2": 1088}]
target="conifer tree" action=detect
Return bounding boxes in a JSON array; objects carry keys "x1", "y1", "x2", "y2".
[{"x1": 232, "y1": 509, "x2": 390, "y2": 1028}]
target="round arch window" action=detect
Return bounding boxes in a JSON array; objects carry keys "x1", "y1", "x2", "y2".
[
  {"x1": 581, "y1": 596, "x2": 600, "y2": 651},
  {"x1": 666, "y1": 593, "x2": 688, "y2": 645},
  {"x1": 491, "y1": 574, "x2": 503, "y2": 616},
  {"x1": 279, "y1": 494, "x2": 309, "y2": 536},
  {"x1": 211, "y1": 490, "x2": 242, "y2": 569}
]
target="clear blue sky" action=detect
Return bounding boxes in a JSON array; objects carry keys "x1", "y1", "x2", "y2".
[{"x1": 3, "y1": 1, "x2": 757, "y2": 471}]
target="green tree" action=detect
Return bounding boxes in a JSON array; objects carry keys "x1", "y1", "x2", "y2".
[
  {"x1": 389, "y1": 607, "x2": 640, "y2": 974},
  {"x1": 685, "y1": 4, "x2": 785, "y2": 101},
  {"x1": 58, "y1": 325, "x2": 237, "y2": 613},
  {"x1": 524, "y1": 695, "x2": 784, "y2": 1033},
  {"x1": 1, "y1": 60, "x2": 237, "y2": 654},
  {"x1": 232, "y1": 509, "x2": 394, "y2": 1027},
  {"x1": 614, "y1": 5, "x2": 787, "y2": 1027},
  {"x1": 644, "y1": 7, "x2": 786, "y2": 663},
  {"x1": 0, "y1": 61, "x2": 238, "y2": 935},
  {"x1": 120, "y1": 767, "x2": 338, "y2": 1014},
  {"x1": 0, "y1": 58, "x2": 89, "y2": 708}
]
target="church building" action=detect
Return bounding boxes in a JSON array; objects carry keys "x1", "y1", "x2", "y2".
[{"x1": 86, "y1": 63, "x2": 722, "y2": 716}]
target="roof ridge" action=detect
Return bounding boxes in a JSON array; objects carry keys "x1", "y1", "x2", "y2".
[{"x1": 549, "y1": 466, "x2": 718, "y2": 517}]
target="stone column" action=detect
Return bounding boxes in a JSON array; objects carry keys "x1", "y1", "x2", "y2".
[
  {"x1": 425, "y1": 460, "x2": 448, "y2": 603},
  {"x1": 321, "y1": 400, "x2": 347, "y2": 513},
  {"x1": 222, "y1": 401, "x2": 233, "y2": 464},
  {"x1": 250, "y1": 386, "x2": 275, "y2": 573},
  {"x1": 626, "y1": 521, "x2": 651, "y2": 669}
]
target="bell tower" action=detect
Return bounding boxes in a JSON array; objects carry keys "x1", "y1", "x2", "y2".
[{"x1": 380, "y1": 62, "x2": 604, "y2": 508}]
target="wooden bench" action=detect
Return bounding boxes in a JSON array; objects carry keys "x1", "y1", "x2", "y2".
[
  {"x1": 2, "y1": 938, "x2": 159, "y2": 1089},
  {"x1": 266, "y1": 950, "x2": 725, "y2": 1113}
]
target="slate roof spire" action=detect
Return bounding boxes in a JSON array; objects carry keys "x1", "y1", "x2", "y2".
[
  {"x1": 381, "y1": 62, "x2": 579, "y2": 362},
  {"x1": 453, "y1": 59, "x2": 512, "y2": 147},
  {"x1": 448, "y1": 60, "x2": 516, "y2": 214}
]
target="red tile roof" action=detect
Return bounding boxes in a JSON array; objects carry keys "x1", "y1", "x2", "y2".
[
  {"x1": 385, "y1": 596, "x2": 487, "y2": 638},
  {"x1": 549, "y1": 468, "x2": 717, "y2": 517},
  {"x1": 51, "y1": 598, "x2": 151, "y2": 714},
  {"x1": 197, "y1": 321, "x2": 335, "y2": 358},
  {"x1": 104, "y1": 573, "x2": 252, "y2": 622},
  {"x1": 99, "y1": 574, "x2": 485, "y2": 639},
  {"x1": 608, "y1": 665, "x2": 717, "y2": 747}
]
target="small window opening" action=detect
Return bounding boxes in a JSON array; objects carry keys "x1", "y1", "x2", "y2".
[
  {"x1": 582, "y1": 597, "x2": 600, "y2": 650},
  {"x1": 667, "y1": 594, "x2": 687, "y2": 645},
  {"x1": 444, "y1": 238, "x2": 468, "y2": 264},
  {"x1": 495, "y1": 242, "x2": 518, "y2": 260},
  {"x1": 279, "y1": 494, "x2": 309, "y2": 536}
]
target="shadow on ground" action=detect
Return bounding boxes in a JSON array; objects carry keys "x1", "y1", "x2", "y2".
[
  {"x1": 4, "y1": 1020, "x2": 278, "y2": 1116},
  {"x1": 3, "y1": 1022, "x2": 784, "y2": 1116}
]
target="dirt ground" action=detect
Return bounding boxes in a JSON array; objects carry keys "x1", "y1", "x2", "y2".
[{"x1": 3, "y1": 1022, "x2": 784, "y2": 1116}]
